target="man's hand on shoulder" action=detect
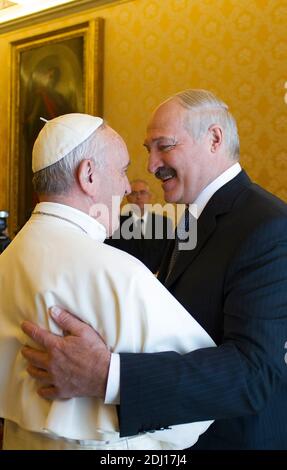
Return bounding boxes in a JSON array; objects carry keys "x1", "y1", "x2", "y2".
[{"x1": 21, "y1": 307, "x2": 111, "y2": 400}]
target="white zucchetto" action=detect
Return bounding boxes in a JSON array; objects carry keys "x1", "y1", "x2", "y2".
[{"x1": 32, "y1": 113, "x2": 104, "y2": 172}]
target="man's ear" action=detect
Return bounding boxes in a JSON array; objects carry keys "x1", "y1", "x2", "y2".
[
  {"x1": 209, "y1": 125, "x2": 223, "y2": 153},
  {"x1": 77, "y1": 159, "x2": 97, "y2": 195}
]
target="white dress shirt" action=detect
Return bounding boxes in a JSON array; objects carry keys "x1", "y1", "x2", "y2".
[
  {"x1": 106, "y1": 163, "x2": 242, "y2": 404},
  {"x1": 0, "y1": 202, "x2": 215, "y2": 449},
  {"x1": 131, "y1": 210, "x2": 148, "y2": 236},
  {"x1": 190, "y1": 162, "x2": 242, "y2": 219}
]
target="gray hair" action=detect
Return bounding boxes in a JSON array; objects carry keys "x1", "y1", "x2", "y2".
[
  {"x1": 33, "y1": 122, "x2": 107, "y2": 194},
  {"x1": 130, "y1": 179, "x2": 150, "y2": 190},
  {"x1": 174, "y1": 89, "x2": 240, "y2": 160}
]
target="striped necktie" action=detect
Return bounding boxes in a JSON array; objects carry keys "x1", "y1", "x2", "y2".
[
  {"x1": 166, "y1": 207, "x2": 190, "y2": 280},
  {"x1": 135, "y1": 217, "x2": 144, "y2": 239}
]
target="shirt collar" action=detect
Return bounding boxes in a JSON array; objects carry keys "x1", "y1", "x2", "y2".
[
  {"x1": 33, "y1": 202, "x2": 107, "y2": 242},
  {"x1": 189, "y1": 163, "x2": 242, "y2": 219},
  {"x1": 132, "y1": 210, "x2": 148, "y2": 223}
]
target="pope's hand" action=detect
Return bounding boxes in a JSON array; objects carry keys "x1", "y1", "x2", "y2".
[{"x1": 21, "y1": 307, "x2": 111, "y2": 400}]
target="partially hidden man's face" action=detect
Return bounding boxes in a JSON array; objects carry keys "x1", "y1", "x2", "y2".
[
  {"x1": 93, "y1": 127, "x2": 130, "y2": 236},
  {"x1": 127, "y1": 181, "x2": 151, "y2": 214},
  {"x1": 144, "y1": 98, "x2": 212, "y2": 204}
]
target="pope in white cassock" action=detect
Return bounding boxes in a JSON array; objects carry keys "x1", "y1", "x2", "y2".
[{"x1": 0, "y1": 114, "x2": 215, "y2": 450}]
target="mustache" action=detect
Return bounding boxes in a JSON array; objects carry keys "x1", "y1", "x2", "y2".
[{"x1": 155, "y1": 167, "x2": 177, "y2": 180}]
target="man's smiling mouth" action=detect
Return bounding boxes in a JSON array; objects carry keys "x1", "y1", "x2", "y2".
[{"x1": 155, "y1": 167, "x2": 177, "y2": 182}]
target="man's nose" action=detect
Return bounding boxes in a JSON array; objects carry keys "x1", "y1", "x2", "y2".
[{"x1": 148, "y1": 152, "x2": 161, "y2": 174}]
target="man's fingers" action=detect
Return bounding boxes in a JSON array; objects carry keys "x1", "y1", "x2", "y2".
[
  {"x1": 21, "y1": 321, "x2": 59, "y2": 349},
  {"x1": 26, "y1": 364, "x2": 51, "y2": 382},
  {"x1": 49, "y1": 306, "x2": 89, "y2": 337},
  {"x1": 38, "y1": 386, "x2": 61, "y2": 400},
  {"x1": 21, "y1": 346, "x2": 49, "y2": 370}
]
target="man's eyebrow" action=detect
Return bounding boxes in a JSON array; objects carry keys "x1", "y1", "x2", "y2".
[{"x1": 143, "y1": 137, "x2": 176, "y2": 148}]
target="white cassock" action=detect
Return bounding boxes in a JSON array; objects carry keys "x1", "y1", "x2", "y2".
[{"x1": 0, "y1": 202, "x2": 215, "y2": 450}]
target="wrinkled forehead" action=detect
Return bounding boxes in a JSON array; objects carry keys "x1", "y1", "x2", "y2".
[
  {"x1": 146, "y1": 99, "x2": 187, "y2": 141},
  {"x1": 131, "y1": 181, "x2": 149, "y2": 192}
]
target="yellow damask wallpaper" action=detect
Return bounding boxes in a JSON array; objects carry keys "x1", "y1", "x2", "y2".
[{"x1": 0, "y1": 0, "x2": 286, "y2": 217}]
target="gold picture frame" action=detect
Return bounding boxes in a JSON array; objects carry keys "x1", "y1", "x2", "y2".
[{"x1": 9, "y1": 18, "x2": 104, "y2": 234}]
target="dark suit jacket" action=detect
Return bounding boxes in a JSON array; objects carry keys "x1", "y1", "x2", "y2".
[
  {"x1": 105, "y1": 212, "x2": 173, "y2": 273},
  {"x1": 119, "y1": 170, "x2": 287, "y2": 449},
  {"x1": 0, "y1": 235, "x2": 11, "y2": 254}
]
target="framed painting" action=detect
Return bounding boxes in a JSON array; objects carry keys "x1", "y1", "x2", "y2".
[{"x1": 9, "y1": 19, "x2": 104, "y2": 234}]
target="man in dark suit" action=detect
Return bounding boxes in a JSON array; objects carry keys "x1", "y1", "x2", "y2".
[
  {"x1": 105, "y1": 179, "x2": 173, "y2": 273},
  {"x1": 21, "y1": 89, "x2": 287, "y2": 449},
  {"x1": 0, "y1": 211, "x2": 11, "y2": 254}
]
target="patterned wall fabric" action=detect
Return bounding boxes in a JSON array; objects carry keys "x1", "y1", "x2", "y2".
[{"x1": 0, "y1": 0, "x2": 286, "y2": 211}]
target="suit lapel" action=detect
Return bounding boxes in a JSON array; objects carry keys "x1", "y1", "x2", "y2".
[
  {"x1": 164, "y1": 209, "x2": 217, "y2": 288},
  {"x1": 145, "y1": 212, "x2": 153, "y2": 239},
  {"x1": 163, "y1": 170, "x2": 251, "y2": 288},
  {"x1": 158, "y1": 238, "x2": 175, "y2": 282}
]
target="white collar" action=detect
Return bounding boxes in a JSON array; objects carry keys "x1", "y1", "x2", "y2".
[
  {"x1": 189, "y1": 163, "x2": 242, "y2": 219},
  {"x1": 32, "y1": 202, "x2": 107, "y2": 242},
  {"x1": 132, "y1": 210, "x2": 149, "y2": 223}
]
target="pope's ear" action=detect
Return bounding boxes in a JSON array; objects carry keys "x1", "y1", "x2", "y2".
[{"x1": 77, "y1": 159, "x2": 96, "y2": 194}]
